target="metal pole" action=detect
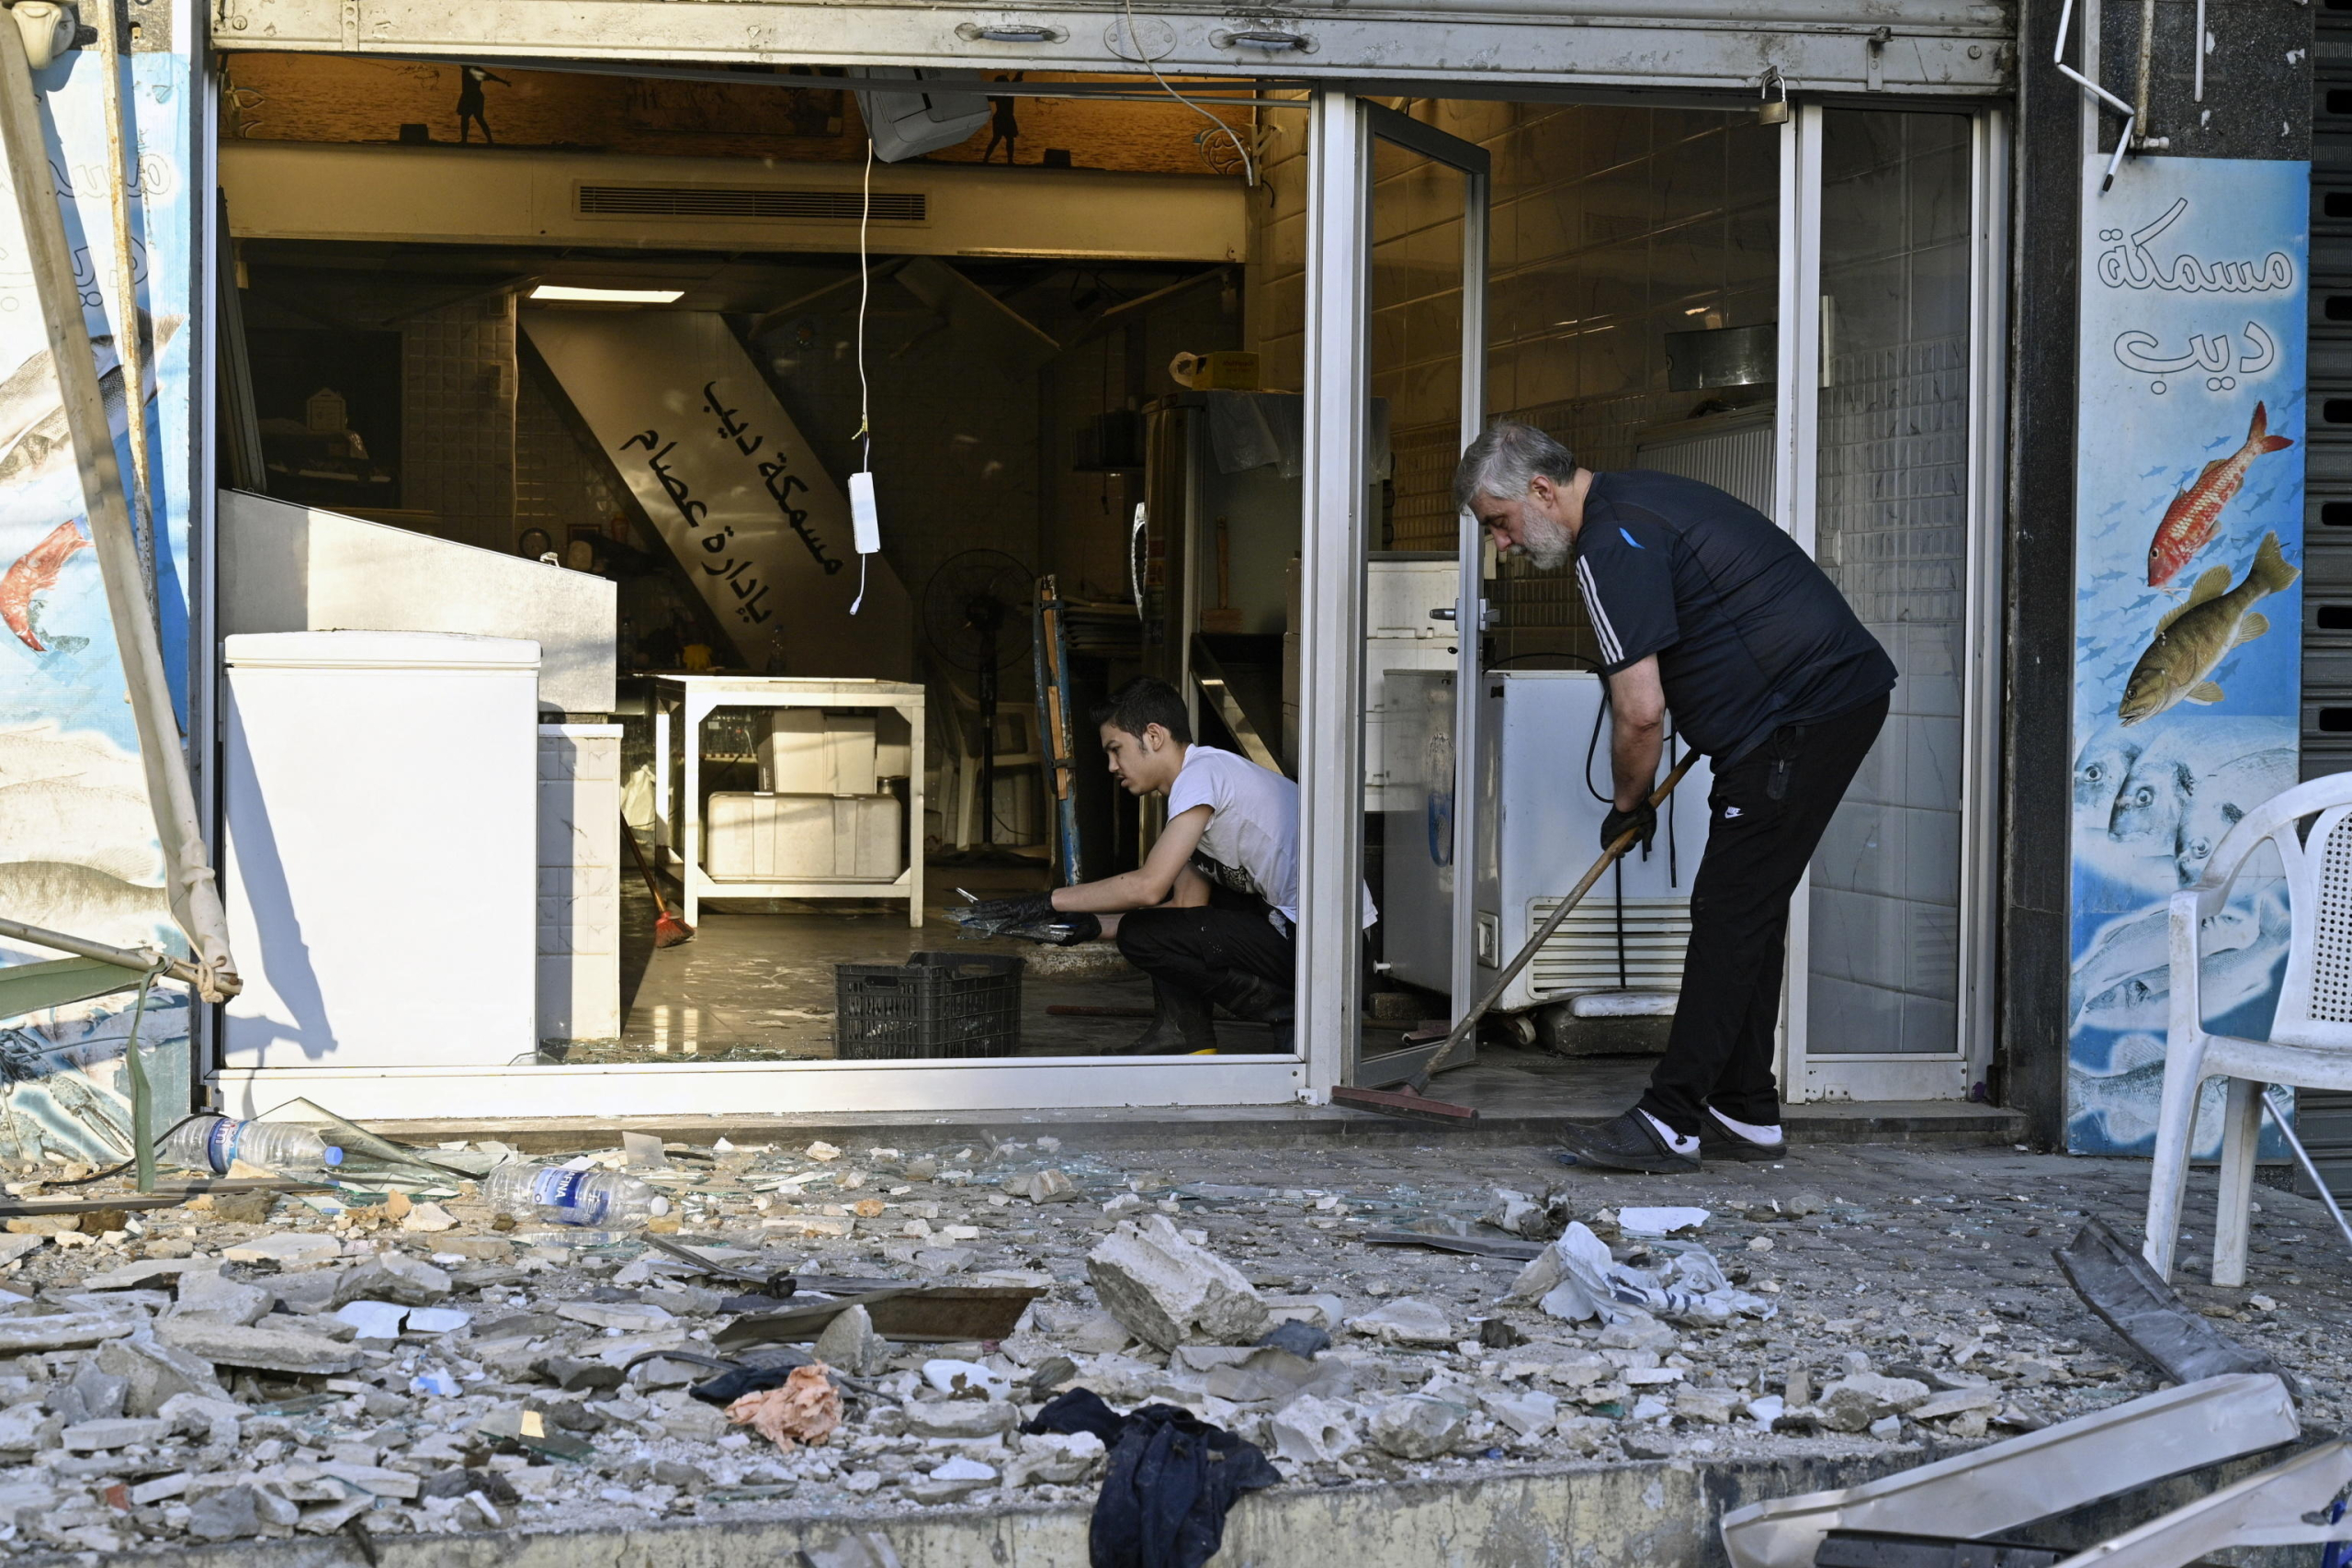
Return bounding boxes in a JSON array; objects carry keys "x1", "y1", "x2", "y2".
[
  {"x1": 92, "y1": 0, "x2": 155, "y2": 616},
  {"x1": 0, "y1": 912, "x2": 219, "y2": 992},
  {"x1": 0, "y1": 20, "x2": 239, "y2": 998},
  {"x1": 2260, "y1": 1087, "x2": 2352, "y2": 1256}
]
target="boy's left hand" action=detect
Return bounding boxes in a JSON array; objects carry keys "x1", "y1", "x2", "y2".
[{"x1": 959, "y1": 893, "x2": 1058, "y2": 927}]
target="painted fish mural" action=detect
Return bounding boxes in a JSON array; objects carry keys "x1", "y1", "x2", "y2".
[
  {"x1": 0, "y1": 318, "x2": 182, "y2": 495},
  {"x1": 2070, "y1": 895, "x2": 2262, "y2": 1028},
  {"x1": 2069, "y1": 1032, "x2": 2236, "y2": 1152},
  {"x1": 2173, "y1": 746, "x2": 2299, "y2": 886},
  {"x1": 2119, "y1": 532, "x2": 2300, "y2": 725},
  {"x1": 0, "y1": 519, "x2": 88, "y2": 652},
  {"x1": 2145, "y1": 402, "x2": 2295, "y2": 587},
  {"x1": 2103, "y1": 717, "x2": 2293, "y2": 851},
  {"x1": 2074, "y1": 886, "x2": 2291, "y2": 1032}
]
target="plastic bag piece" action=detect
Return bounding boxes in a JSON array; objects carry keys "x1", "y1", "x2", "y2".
[
  {"x1": 2052, "y1": 1220, "x2": 2293, "y2": 1393},
  {"x1": 1023, "y1": 1388, "x2": 1282, "y2": 1568}
]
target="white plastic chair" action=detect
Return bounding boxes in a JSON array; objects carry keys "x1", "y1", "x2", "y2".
[{"x1": 2143, "y1": 772, "x2": 2352, "y2": 1285}]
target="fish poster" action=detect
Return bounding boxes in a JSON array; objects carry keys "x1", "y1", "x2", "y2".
[
  {"x1": 0, "y1": 46, "x2": 196, "y2": 1158},
  {"x1": 2070, "y1": 155, "x2": 2308, "y2": 1156}
]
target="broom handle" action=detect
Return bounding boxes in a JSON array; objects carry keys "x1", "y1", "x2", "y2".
[
  {"x1": 621, "y1": 817, "x2": 673, "y2": 917},
  {"x1": 1404, "y1": 751, "x2": 1699, "y2": 1095}
]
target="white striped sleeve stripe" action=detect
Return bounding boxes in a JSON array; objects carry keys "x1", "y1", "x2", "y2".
[{"x1": 1577, "y1": 557, "x2": 1623, "y2": 666}]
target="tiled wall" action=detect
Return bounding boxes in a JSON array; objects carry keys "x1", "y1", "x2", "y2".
[
  {"x1": 401, "y1": 293, "x2": 518, "y2": 556},
  {"x1": 1805, "y1": 108, "x2": 1973, "y2": 1057},
  {"x1": 1246, "y1": 100, "x2": 1780, "y2": 665},
  {"x1": 538, "y1": 724, "x2": 622, "y2": 1045}
]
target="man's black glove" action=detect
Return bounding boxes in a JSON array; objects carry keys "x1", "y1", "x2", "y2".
[
  {"x1": 1600, "y1": 801, "x2": 1656, "y2": 855},
  {"x1": 1032, "y1": 911, "x2": 1102, "y2": 947},
  {"x1": 961, "y1": 893, "x2": 1059, "y2": 929}
]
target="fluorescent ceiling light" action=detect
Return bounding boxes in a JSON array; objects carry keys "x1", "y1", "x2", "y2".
[{"x1": 529, "y1": 285, "x2": 684, "y2": 304}]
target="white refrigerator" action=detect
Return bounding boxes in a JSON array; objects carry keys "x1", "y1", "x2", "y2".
[
  {"x1": 1384, "y1": 669, "x2": 1713, "y2": 1015},
  {"x1": 221, "y1": 631, "x2": 541, "y2": 1077}
]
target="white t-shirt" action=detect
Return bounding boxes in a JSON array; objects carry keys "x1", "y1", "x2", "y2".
[{"x1": 1165, "y1": 746, "x2": 1377, "y2": 931}]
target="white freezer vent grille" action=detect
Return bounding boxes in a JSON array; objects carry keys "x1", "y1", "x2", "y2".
[
  {"x1": 1524, "y1": 896, "x2": 1692, "y2": 997},
  {"x1": 576, "y1": 185, "x2": 927, "y2": 223}
]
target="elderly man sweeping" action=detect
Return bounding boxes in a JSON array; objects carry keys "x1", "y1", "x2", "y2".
[{"x1": 1454, "y1": 422, "x2": 1895, "y2": 1173}]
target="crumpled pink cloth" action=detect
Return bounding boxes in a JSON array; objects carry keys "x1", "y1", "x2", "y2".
[{"x1": 726, "y1": 1363, "x2": 842, "y2": 1450}]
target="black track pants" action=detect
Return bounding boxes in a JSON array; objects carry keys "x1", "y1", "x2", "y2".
[
  {"x1": 1637, "y1": 694, "x2": 1889, "y2": 1137},
  {"x1": 1114, "y1": 886, "x2": 1295, "y2": 999}
]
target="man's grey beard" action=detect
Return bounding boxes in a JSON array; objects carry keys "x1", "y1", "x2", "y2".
[{"x1": 1521, "y1": 510, "x2": 1571, "y2": 570}]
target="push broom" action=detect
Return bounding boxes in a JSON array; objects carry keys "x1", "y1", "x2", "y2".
[
  {"x1": 623, "y1": 818, "x2": 696, "y2": 949},
  {"x1": 1331, "y1": 751, "x2": 1697, "y2": 1125}
]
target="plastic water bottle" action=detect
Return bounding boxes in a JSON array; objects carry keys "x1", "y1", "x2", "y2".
[
  {"x1": 481, "y1": 1162, "x2": 669, "y2": 1228},
  {"x1": 158, "y1": 1116, "x2": 345, "y2": 1176}
]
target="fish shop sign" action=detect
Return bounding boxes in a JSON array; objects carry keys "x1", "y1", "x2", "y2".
[{"x1": 2067, "y1": 155, "x2": 2310, "y2": 1156}]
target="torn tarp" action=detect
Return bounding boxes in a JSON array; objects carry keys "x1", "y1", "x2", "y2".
[{"x1": 1505, "y1": 1222, "x2": 1773, "y2": 1325}]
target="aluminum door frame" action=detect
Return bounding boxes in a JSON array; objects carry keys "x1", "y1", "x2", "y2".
[
  {"x1": 1775, "y1": 101, "x2": 2009, "y2": 1104},
  {"x1": 1297, "y1": 94, "x2": 1489, "y2": 1097}
]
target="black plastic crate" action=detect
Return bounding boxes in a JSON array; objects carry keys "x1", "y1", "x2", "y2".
[{"x1": 835, "y1": 952, "x2": 1024, "y2": 1059}]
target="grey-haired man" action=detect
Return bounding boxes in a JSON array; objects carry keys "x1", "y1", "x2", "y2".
[{"x1": 1453, "y1": 422, "x2": 1895, "y2": 1173}]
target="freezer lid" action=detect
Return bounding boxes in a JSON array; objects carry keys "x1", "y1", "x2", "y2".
[{"x1": 223, "y1": 630, "x2": 543, "y2": 671}]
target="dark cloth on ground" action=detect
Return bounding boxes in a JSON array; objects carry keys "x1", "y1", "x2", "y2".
[{"x1": 1023, "y1": 1387, "x2": 1283, "y2": 1568}]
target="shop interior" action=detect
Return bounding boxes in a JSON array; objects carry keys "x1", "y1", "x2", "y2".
[{"x1": 213, "y1": 56, "x2": 1971, "y2": 1092}]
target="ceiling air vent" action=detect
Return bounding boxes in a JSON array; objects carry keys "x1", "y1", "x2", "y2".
[{"x1": 575, "y1": 185, "x2": 927, "y2": 223}]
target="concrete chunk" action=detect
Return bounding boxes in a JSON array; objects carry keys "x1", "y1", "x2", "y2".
[
  {"x1": 899, "y1": 1397, "x2": 1017, "y2": 1438},
  {"x1": 0, "y1": 1314, "x2": 138, "y2": 1352},
  {"x1": 170, "y1": 1268, "x2": 275, "y2": 1327},
  {"x1": 61, "y1": 1416, "x2": 169, "y2": 1450},
  {"x1": 154, "y1": 1318, "x2": 367, "y2": 1376},
  {"x1": 1346, "y1": 1297, "x2": 1455, "y2": 1347},
  {"x1": 96, "y1": 1330, "x2": 229, "y2": 1416},
  {"x1": 1819, "y1": 1372, "x2": 1931, "y2": 1433},
  {"x1": 221, "y1": 1233, "x2": 341, "y2": 1267},
  {"x1": 1086, "y1": 1214, "x2": 1271, "y2": 1349},
  {"x1": 813, "y1": 1303, "x2": 888, "y2": 1376},
  {"x1": 1371, "y1": 1393, "x2": 1469, "y2": 1460},
  {"x1": 1270, "y1": 1393, "x2": 1361, "y2": 1465},
  {"x1": 332, "y1": 1252, "x2": 451, "y2": 1308}
]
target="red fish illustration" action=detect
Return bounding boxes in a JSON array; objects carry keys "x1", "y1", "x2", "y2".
[
  {"x1": 0, "y1": 519, "x2": 90, "y2": 652},
  {"x1": 2146, "y1": 401, "x2": 2296, "y2": 587}
]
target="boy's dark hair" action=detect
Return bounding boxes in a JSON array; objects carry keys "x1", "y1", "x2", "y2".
[{"x1": 1090, "y1": 676, "x2": 1193, "y2": 745}]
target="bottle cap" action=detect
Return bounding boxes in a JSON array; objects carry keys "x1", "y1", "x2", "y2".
[{"x1": 322, "y1": 1146, "x2": 345, "y2": 1167}]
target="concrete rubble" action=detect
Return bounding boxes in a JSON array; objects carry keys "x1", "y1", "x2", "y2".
[{"x1": 0, "y1": 1133, "x2": 2336, "y2": 1555}]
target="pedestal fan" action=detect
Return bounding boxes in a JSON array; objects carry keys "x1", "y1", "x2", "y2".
[{"x1": 922, "y1": 549, "x2": 1034, "y2": 849}]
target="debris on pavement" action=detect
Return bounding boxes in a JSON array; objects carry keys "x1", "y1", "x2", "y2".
[
  {"x1": 0, "y1": 1125, "x2": 2334, "y2": 1553},
  {"x1": 2053, "y1": 1218, "x2": 2290, "y2": 1387},
  {"x1": 1718, "y1": 1371, "x2": 2301, "y2": 1568}
]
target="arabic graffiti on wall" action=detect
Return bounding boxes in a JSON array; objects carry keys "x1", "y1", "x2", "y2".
[
  {"x1": 0, "y1": 51, "x2": 197, "y2": 1159},
  {"x1": 2069, "y1": 157, "x2": 2309, "y2": 1156}
]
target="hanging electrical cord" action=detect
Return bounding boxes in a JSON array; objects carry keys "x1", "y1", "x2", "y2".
[
  {"x1": 1121, "y1": 0, "x2": 1255, "y2": 186},
  {"x1": 849, "y1": 137, "x2": 876, "y2": 615},
  {"x1": 1581, "y1": 683, "x2": 1682, "y2": 989}
]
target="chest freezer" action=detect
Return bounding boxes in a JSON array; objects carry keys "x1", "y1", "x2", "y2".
[
  {"x1": 222, "y1": 630, "x2": 540, "y2": 1070},
  {"x1": 1383, "y1": 669, "x2": 1713, "y2": 1013}
]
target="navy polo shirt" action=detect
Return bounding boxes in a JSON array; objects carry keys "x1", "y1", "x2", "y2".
[{"x1": 1570, "y1": 469, "x2": 1895, "y2": 763}]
